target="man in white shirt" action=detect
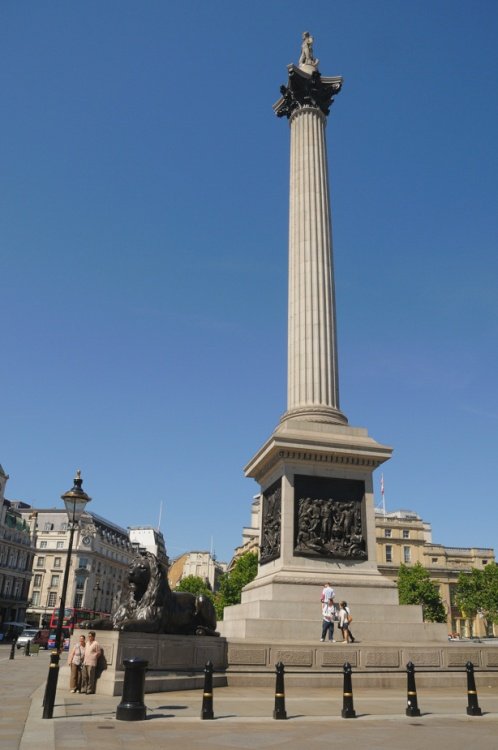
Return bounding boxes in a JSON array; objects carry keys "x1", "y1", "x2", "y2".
[
  {"x1": 320, "y1": 598, "x2": 337, "y2": 642},
  {"x1": 321, "y1": 582, "x2": 335, "y2": 603}
]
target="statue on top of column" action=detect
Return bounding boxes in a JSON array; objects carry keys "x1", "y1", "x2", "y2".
[{"x1": 298, "y1": 31, "x2": 319, "y2": 71}]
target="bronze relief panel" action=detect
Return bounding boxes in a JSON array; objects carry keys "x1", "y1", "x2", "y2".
[{"x1": 294, "y1": 475, "x2": 367, "y2": 560}]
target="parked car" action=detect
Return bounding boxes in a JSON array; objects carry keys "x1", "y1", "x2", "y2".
[
  {"x1": 47, "y1": 629, "x2": 70, "y2": 651},
  {"x1": 16, "y1": 628, "x2": 50, "y2": 650}
]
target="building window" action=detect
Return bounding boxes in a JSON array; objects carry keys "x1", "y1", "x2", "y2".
[
  {"x1": 432, "y1": 557, "x2": 438, "y2": 563},
  {"x1": 40, "y1": 541, "x2": 48, "y2": 549},
  {"x1": 47, "y1": 592, "x2": 57, "y2": 607},
  {"x1": 56, "y1": 541, "x2": 64, "y2": 549},
  {"x1": 50, "y1": 575, "x2": 60, "y2": 588},
  {"x1": 61, "y1": 523, "x2": 67, "y2": 531},
  {"x1": 75, "y1": 575, "x2": 85, "y2": 591},
  {"x1": 402, "y1": 529, "x2": 410, "y2": 539},
  {"x1": 384, "y1": 529, "x2": 392, "y2": 538},
  {"x1": 36, "y1": 557, "x2": 45, "y2": 567},
  {"x1": 74, "y1": 593, "x2": 83, "y2": 607},
  {"x1": 54, "y1": 557, "x2": 61, "y2": 568},
  {"x1": 44, "y1": 522, "x2": 53, "y2": 531},
  {"x1": 482, "y1": 560, "x2": 488, "y2": 565},
  {"x1": 34, "y1": 574, "x2": 42, "y2": 587},
  {"x1": 403, "y1": 546, "x2": 411, "y2": 563},
  {"x1": 449, "y1": 584, "x2": 458, "y2": 606},
  {"x1": 31, "y1": 591, "x2": 41, "y2": 606},
  {"x1": 385, "y1": 545, "x2": 392, "y2": 563},
  {"x1": 78, "y1": 557, "x2": 88, "y2": 569}
]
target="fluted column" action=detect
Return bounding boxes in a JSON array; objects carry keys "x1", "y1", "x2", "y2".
[{"x1": 275, "y1": 65, "x2": 347, "y2": 425}]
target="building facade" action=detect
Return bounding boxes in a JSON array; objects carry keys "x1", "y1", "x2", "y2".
[
  {"x1": 18, "y1": 507, "x2": 135, "y2": 628},
  {"x1": 375, "y1": 509, "x2": 496, "y2": 637},
  {"x1": 168, "y1": 551, "x2": 226, "y2": 591},
  {"x1": 0, "y1": 466, "x2": 35, "y2": 634},
  {"x1": 128, "y1": 526, "x2": 168, "y2": 566}
]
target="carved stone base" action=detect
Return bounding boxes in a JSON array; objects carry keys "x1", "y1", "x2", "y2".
[
  {"x1": 60, "y1": 630, "x2": 228, "y2": 696},
  {"x1": 225, "y1": 639, "x2": 498, "y2": 688}
]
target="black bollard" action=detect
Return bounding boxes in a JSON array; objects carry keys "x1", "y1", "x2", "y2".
[
  {"x1": 341, "y1": 662, "x2": 356, "y2": 718},
  {"x1": 25, "y1": 640, "x2": 31, "y2": 657},
  {"x1": 405, "y1": 661, "x2": 421, "y2": 717},
  {"x1": 201, "y1": 660, "x2": 214, "y2": 720},
  {"x1": 116, "y1": 658, "x2": 148, "y2": 721},
  {"x1": 466, "y1": 661, "x2": 482, "y2": 717},
  {"x1": 273, "y1": 661, "x2": 287, "y2": 720},
  {"x1": 9, "y1": 639, "x2": 16, "y2": 660},
  {"x1": 42, "y1": 651, "x2": 61, "y2": 719}
]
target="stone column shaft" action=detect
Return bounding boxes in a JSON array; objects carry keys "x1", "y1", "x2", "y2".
[{"x1": 285, "y1": 105, "x2": 346, "y2": 424}]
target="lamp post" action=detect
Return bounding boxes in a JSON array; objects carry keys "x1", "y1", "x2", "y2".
[
  {"x1": 42, "y1": 470, "x2": 91, "y2": 720},
  {"x1": 92, "y1": 577, "x2": 102, "y2": 613}
]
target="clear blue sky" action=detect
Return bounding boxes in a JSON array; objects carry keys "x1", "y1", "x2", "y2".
[{"x1": 2, "y1": 2, "x2": 497, "y2": 563}]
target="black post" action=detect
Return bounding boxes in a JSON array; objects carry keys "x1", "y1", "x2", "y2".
[
  {"x1": 116, "y1": 658, "x2": 148, "y2": 721},
  {"x1": 42, "y1": 522, "x2": 75, "y2": 719},
  {"x1": 466, "y1": 661, "x2": 482, "y2": 716},
  {"x1": 273, "y1": 661, "x2": 287, "y2": 720},
  {"x1": 25, "y1": 640, "x2": 30, "y2": 657},
  {"x1": 405, "y1": 661, "x2": 421, "y2": 717},
  {"x1": 201, "y1": 660, "x2": 214, "y2": 720},
  {"x1": 9, "y1": 638, "x2": 16, "y2": 660},
  {"x1": 42, "y1": 652, "x2": 61, "y2": 718},
  {"x1": 341, "y1": 662, "x2": 356, "y2": 718}
]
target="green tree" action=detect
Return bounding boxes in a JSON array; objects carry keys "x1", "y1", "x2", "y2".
[
  {"x1": 214, "y1": 552, "x2": 258, "y2": 620},
  {"x1": 456, "y1": 562, "x2": 498, "y2": 634},
  {"x1": 176, "y1": 575, "x2": 213, "y2": 600},
  {"x1": 397, "y1": 562, "x2": 447, "y2": 623}
]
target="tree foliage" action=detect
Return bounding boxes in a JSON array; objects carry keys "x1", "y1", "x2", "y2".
[
  {"x1": 214, "y1": 552, "x2": 258, "y2": 620},
  {"x1": 456, "y1": 563, "x2": 498, "y2": 628},
  {"x1": 176, "y1": 575, "x2": 213, "y2": 600},
  {"x1": 397, "y1": 562, "x2": 447, "y2": 623}
]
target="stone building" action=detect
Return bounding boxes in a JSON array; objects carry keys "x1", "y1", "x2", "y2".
[
  {"x1": 17, "y1": 506, "x2": 135, "y2": 628},
  {"x1": 128, "y1": 526, "x2": 168, "y2": 566},
  {"x1": 375, "y1": 509, "x2": 496, "y2": 637},
  {"x1": 0, "y1": 466, "x2": 35, "y2": 633},
  {"x1": 229, "y1": 495, "x2": 261, "y2": 569},
  {"x1": 168, "y1": 550, "x2": 226, "y2": 591}
]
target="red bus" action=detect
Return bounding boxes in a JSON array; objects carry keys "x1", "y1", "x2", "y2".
[{"x1": 49, "y1": 607, "x2": 110, "y2": 632}]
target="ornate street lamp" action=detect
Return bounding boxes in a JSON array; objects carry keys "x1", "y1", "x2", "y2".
[{"x1": 42, "y1": 471, "x2": 91, "y2": 720}]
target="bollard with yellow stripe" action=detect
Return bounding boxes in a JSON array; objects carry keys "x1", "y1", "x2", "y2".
[
  {"x1": 273, "y1": 661, "x2": 287, "y2": 720},
  {"x1": 466, "y1": 661, "x2": 482, "y2": 717},
  {"x1": 406, "y1": 661, "x2": 421, "y2": 717},
  {"x1": 341, "y1": 662, "x2": 356, "y2": 718},
  {"x1": 201, "y1": 660, "x2": 214, "y2": 720}
]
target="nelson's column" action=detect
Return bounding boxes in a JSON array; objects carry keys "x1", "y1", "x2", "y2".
[{"x1": 220, "y1": 35, "x2": 447, "y2": 642}]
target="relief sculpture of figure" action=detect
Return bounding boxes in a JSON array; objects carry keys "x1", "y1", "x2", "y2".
[{"x1": 298, "y1": 31, "x2": 319, "y2": 70}]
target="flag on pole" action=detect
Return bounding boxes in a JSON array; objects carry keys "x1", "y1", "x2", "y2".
[{"x1": 380, "y1": 474, "x2": 385, "y2": 496}]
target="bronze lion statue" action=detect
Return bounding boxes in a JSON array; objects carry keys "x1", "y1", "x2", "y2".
[{"x1": 83, "y1": 552, "x2": 218, "y2": 636}]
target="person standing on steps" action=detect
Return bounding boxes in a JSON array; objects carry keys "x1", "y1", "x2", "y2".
[
  {"x1": 321, "y1": 582, "x2": 335, "y2": 603},
  {"x1": 339, "y1": 601, "x2": 355, "y2": 643},
  {"x1": 320, "y1": 598, "x2": 337, "y2": 642}
]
